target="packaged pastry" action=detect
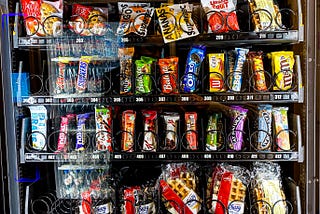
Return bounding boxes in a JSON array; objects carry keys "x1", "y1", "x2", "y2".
[
  {"x1": 230, "y1": 48, "x2": 249, "y2": 92},
  {"x1": 95, "y1": 106, "x2": 112, "y2": 151},
  {"x1": 208, "y1": 53, "x2": 225, "y2": 92},
  {"x1": 256, "y1": 104, "x2": 272, "y2": 151},
  {"x1": 228, "y1": 106, "x2": 248, "y2": 151},
  {"x1": 163, "y1": 113, "x2": 180, "y2": 150},
  {"x1": 121, "y1": 110, "x2": 136, "y2": 152},
  {"x1": 207, "y1": 163, "x2": 249, "y2": 214},
  {"x1": 272, "y1": 107, "x2": 290, "y2": 151},
  {"x1": 251, "y1": 162, "x2": 287, "y2": 214},
  {"x1": 142, "y1": 110, "x2": 158, "y2": 152},
  {"x1": 206, "y1": 113, "x2": 224, "y2": 151},
  {"x1": 119, "y1": 47, "x2": 134, "y2": 95},
  {"x1": 159, "y1": 163, "x2": 201, "y2": 214},
  {"x1": 135, "y1": 57, "x2": 156, "y2": 95},
  {"x1": 248, "y1": 51, "x2": 268, "y2": 91},
  {"x1": 185, "y1": 112, "x2": 198, "y2": 150},
  {"x1": 117, "y1": 2, "x2": 154, "y2": 37},
  {"x1": 158, "y1": 57, "x2": 179, "y2": 94},
  {"x1": 248, "y1": 0, "x2": 284, "y2": 32},
  {"x1": 268, "y1": 51, "x2": 294, "y2": 91},
  {"x1": 181, "y1": 45, "x2": 206, "y2": 93},
  {"x1": 201, "y1": 0, "x2": 239, "y2": 33},
  {"x1": 156, "y1": 3, "x2": 199, "y2": 43},
  {"x1": 21, "y1": 0, "x2": 63, "y2": 37},
  {"x1": 29, "y1": 105, "x2": 48, "y2": 151},
  {"x1": 68, "y1": 4, "x2": 109, "y2": 36}
]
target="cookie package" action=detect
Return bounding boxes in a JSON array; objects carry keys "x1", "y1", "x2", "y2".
[{"x1": 21, "y1": 0, "x2": 63, "y2": 37}]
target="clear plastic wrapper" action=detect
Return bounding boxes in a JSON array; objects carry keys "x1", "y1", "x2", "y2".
[
  {"x1": 75, "y1": 113, "x2": 93, "y2": 151},
  {"x1": 206, "y1": 113, "x2": 224, "y2": 151},
  {"x1": 119, "y1": 47, "x2": 134, "y2": 95},
  {"x1": 56, "y1": 114, "x2": 76, "y2": 153},
  {"x1": 142, "y1": 110, "x2": 158, "y2": 152},
  {"x1": 228, "y1": 106, "x2": 248, "y2": 151},
  {"x1": 121, "y1": 110, "x2": 136, "y2": 152},
  {"x1": 158, "y1": 57, "x2": 179, "y2": 94},
  {"x1": 248, "y1": 51, "x2": 268, "y2": 91},
  {"x1": 29, "y1": 105, "x2": 48, "y2": 151},
  {"x1": 230, "y1": 48, "x2": 249, "y2": 92},
  {"x1": 272, "y1": 107, "x2": 290, "y2": 151},
  {"x1": 163, "y1": 112, "x2": 180, "y2": 150},
  {"x1": 185, "y1": 112, "x2": 198, "y2": 150},
  {"x1": 95, "y1": 105, "x2": 112, "y2": 151},
  {"x1": 256, "y1": 104, "x2": 273, "y2": 151}
]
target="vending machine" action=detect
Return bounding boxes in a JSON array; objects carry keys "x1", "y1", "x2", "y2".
[{"x1": 1, "y1": 0, "x2": 319, "y2": 213}]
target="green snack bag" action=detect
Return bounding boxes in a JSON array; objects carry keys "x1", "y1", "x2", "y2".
[{"x1": 206, "y1": 113, "x2": 223, "y2": 151}]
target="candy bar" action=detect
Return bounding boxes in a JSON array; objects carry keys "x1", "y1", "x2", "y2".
[
  {"x1": 230, "y1": 48, "x2": 249, "y2": 92},
  {"x1": 163, "y1": 113, "x2": 180, "y2": 150},
  {"x1": 95, "y1": 106, "x2": 112, "y2": 151},
  {"x1": 55, "y1": 62, "x2": 66, "y2": 94},
  {"x1": 142, "y1": 110, "x2": 158, "y2": 151},
  {"x1": 272, "y1": 107, "x2": 290, "y2": 151},
  {"x1": 119, "y1": 47, "x2": 134, "y2": 95},
  {"x1": 181, "y1": 45, "x2": 206, "y2": 93},
  {"x1": 248, "y1": 51, "x2": 268, "y2": 91},
  {"x1": 228, "y1": 106, "x2": 248, "y2": 151},
  {"x1": 158, "y1": 57, "x2": 179, "y2": 94},
  {"x1": 206, "y1": 113, "x2": 223, "y2": 151},
  {"x1": 76, "y1": 56, "x2": 92, "y2": 93},
  {"x1": 75, "y1": 113, "x2": 92, "y2": 151},
  {"x1": 29, "y1": 105, "x2": 48, "y2": 151},
  {"x1": 185, "y1": 112, "x2": 198, "y2": 150},
  {"x1": 121, "y1": 110, "x2": 136, "y2": 152},
  {"x1": 208, "y1": 53, "x2": 225, "y2": 92},
  {"x1": 257, "y1": 104, "x2": 272, "y2": 151},
  {"x1": 56, "y1": 114, "x2": 76, "y2": 153}
]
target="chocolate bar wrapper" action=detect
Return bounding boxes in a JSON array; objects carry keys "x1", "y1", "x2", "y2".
[
  {"x1": 76, "y1": 56, "x2": 92, "y2": 93},
  {"x1": 228, "y1": 106, "x2": 248, "y2": 151},
  {"x1": 272, "y1": 107, "x2": 290, "y2": 151},
  {"x1": 248, "y1": 51, "x2": 268, "y2": 91},
  {"x1": 163, "y1": 113, "x2": 180, "y2": 150},
  {"x1": 208, "y1": 53, "x2": 225, "y2": 92},
  {"x1": 95, "y1": 106, "x2": 112, "y2": 151},
  {"x1": 75, "y1": 113, "x2": 92, "y2": 151},
  {"x1": 142, "y1": 110, "x2": 158, "y2": 151},
  {"x1": 206, "y1": 113, "x2": 223, "y2": 151},
  {"x1": 268, "y1": 51, "x2": 295, "y2": 91},
  {"x1": 159, "y1": 57, "x2": 179, "y2": 94},
  {"x1": 257, "y1": 104, "x2": 272, "y2": 151},
  {"x1": 55, "y1": 62, "x2": 66, "y2": 94},
  {"x1": 119, "y1": 47, "x2": 134, "y2": 94},
  {"x1": 230, "y1": 48, "x2": 249, "y2": 92},
  {"x1": 121, "y1": 110, "x2": 136, "y2": 152},
  {"x1": 56, "y1": 114, "x2": 76, "y2": 153},
  {"x1": 185, "y1": 112, "x2": 198, "y2": 150},
  {"x1": 181, "y1": 45, "x2": 206, "y2": 93}
]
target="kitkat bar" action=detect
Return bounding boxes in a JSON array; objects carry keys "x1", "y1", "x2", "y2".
[
  {"x1": 142, "y1": 110, "x2": 158, "y2": 151},
  {"x1": 95, "y1": 106, "x2": 112, "y2": 151}
]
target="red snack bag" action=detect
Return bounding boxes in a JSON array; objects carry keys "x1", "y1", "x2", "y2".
[
  {"x1": 123, "y1": 186, "x2": 141, "y2": 214},
  {"x1": 185, "y1": 112, "x2": 198, "y2": 150},
  {"x1": 68, "y1": 3, "x2": 108, "y2": 36},
  {"x1": 21, "y1": 0, "x2": 41, "y2": 36},
  {"x1": 142, "y1": 110, "x2": 158, "y2": 151},
  {"x1": 158, "y1": 57, "x2": 179, "y2": 94},
  {"x1": 81, "y1": 190, "x2": 92, "y2": 214},
  {"x1": 201, "y1": 0, "x2": 240, "y2": 33},
  {"x1": 121, "y1": 110, "x2": 136, "y2": 152}
]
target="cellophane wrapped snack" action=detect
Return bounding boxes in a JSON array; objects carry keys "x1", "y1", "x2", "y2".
[
  {"x1": 158, "y1": 57, "x2": 179, "y2": 94},
  {"x1": 251, "y1": 162, "x2": 287, "y2": 214},
  {"x1": 142, "y1": 110, "x2": 158, "y2": 152},
  {"x1": 21, "y1": 0, "x2": 63, "y2": 37},
  {"x1": 207, "y1": 163, "x2": 250, "y2": 214},
  {"x1": 228, "y1": 106, "x2": 248, "y2": 151},
  {"x1": 201, "y1": 0, "x2": 240, "y2": 33},
  {"x1": 158, "y1": 163, "x2": 201, "y2": 214}
]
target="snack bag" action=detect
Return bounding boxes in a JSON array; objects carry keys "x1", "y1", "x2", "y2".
[
  {"x1": 121, "y1": 110, "x2": 136, "y2": 152},
  {"x1": 117, "y1": 2, "x2": 154, "y2": 37},
  {"x1": 230, "y1": 48, "x2": 249, "y2": 92},
  {"x1": 142, "y1": 110, "x2": 158, "y2": 151},
  {"x1": 118, "y1": 47, "x2": 134, "y2": 95},
  {"x1": 162, "y1": 112, "x2": 180, "y2": 150},
  {"x1": 228, "y1": 106, "x2": 248, "y2": 151},
  {"x1": 201, "y1": 0, "x2": 240, "y2": 33},
  {"x1": 207, "y1": 163, "x2": 249, "y2": 214},
  {"x1": 158, "y1": 57, "x2": 179, "y2": 94},
  {"x1": 95, "y1": 105, "x2": 112, "y2": 152},
  {"x1": 159, "y1": 163, "x2": 201, "y2": 214},
  {"x1": 256, "y1": 104, "x2": 272, "y2": 151},
  {"x1": 268, "y1": 51, "x2": 295, "y2": 91},
  {"x1": 135, "y1": 56, "x2": 156, "y2": 95},
  {"x1": 206, "y1": 113, "x2": 224, "y2": 151},
  {"x1": 68, "y1": 4, "x2": 108, "y2": 36},
  {"x1": 156, "y1": 3, "x2": 199, "y2": 43},
  {"x1": 251, "y1": 162, "x2": 287, "y2": 214},
  {"x1": 208, "y1": 53, "x2": 225, "y2": 92},
  {"x1": 29, "y1": 105, "x2": 48, "y2": 151},
  {"x1": 185, "y1": 112, "x2": 198, "y2": 150},
  {"x1": 56, "y1": 114, "x2": 76, "y2": 153},
  {"x1": 272, "y1": 107, "x2": 290, "y2": 151},
  {"x1": 248, "y1": 0, "x2": 284, "y2": 32}
]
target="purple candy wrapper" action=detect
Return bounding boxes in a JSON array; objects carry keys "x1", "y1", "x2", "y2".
[
  {"x1": 75, "y1": 113, "x2": 92, "y2": 151},
  {"x1": 228, "y1": 106, "x2": 248, "y2": 151}
]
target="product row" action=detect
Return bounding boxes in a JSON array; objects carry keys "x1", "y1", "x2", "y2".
[
  {"x1": 20, "y1": 0, "x2": 297, "y2": 41},
  {"x1": 31, "y1": 162, "x2": 296, "y2": 214},
  {"x1": 41, "y1": 47, "x2": 298, "y2": 97},
  {"x1": 21, "y1": 104, "x2": 298, "y2": 154}
]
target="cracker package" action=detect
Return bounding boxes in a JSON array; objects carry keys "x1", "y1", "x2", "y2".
[
  {"x1": 207, "y1": 163, "x2": 250, "y2": 214},
  {"x1": 201, "y1": 0, "x2": 240, "y2": 33},
  {"x1": 159, "y1": 163, "x2": 201, "y2": 214},
  {"x1": 117, "y1": 2, "x2": 154, "y2": 37},
  {"x1": 249, "y1": 0, "x2": 284, "y2": 32},
  {"x1": 21, "y1": 0, "x2": 63, "y2": 36},
  {"x1": 251, "y1": 162, "x2": 287, "y2": 214},
  {"x1": 156, "y1": 3, "x2": 199, "y2": 43},
  {"x1": 68, "y1": 4, "x2": 108, "y2": 36},
  {"x1": 208, "y1": 53, "x2": 225, "y2": 92}
]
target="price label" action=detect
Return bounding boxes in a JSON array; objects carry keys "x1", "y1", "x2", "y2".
[
  {"x1": 114, "y1": 154, "x2": 122, "y2": 159},
  {"x1": 227, "y1": 96, "x2": 235, "y2": 101},
  {"x1": 181, "y1": 97, "x2": 189, "y2": 102},
  {"x1": 47, "y1": 155, "x2": 55, "y2": 160},
  {"x1": 251, "y1": 154, "x2": 258, "y2": 159},
  {"x1": 246, "y1": 95, "x2": 254, "y2": 101},
  {"x1": 135, "y1": 97, "x2": 144, "y2": 102},
  {"x1": 136, "y1": 154, "x2": 144, "y2": 159},
  {"x1": 204, "y1": 154, "x2": 212, "y2": 159},
  {"x1": 181, "y1": 154, "x2": 189, "y2": 159},
  {"x1": 69, "y1": 155, "x2": 77, "y2": 160},
  {"x1": 216, "y1": 35, "x2": 224, "y2": 40},
  {"x1": 275, "y1": 154, "x2": 282, "y2": 159},
  {"x1": 113, "y1": 97, "x2": 121, "y2": 102},
  {"x1": 76, "y1": 38, "x2": 84, "y2": 43},
  {"x1": 274, "y1": 94, "x2": 283, "y2": 100},
  {"x1": 158, "y1": 97, "x2": 166, "y2": 102},
  {"x1": 45, "y1": 98, "x2": 53, "y2": 103},
  {"x1": 283, "y1": 154, "x2": 290, "y2": 159},
  {"x1": 227, "y1": 154, "x2": 234, "y2": 159},
  {"x1": 67, "y1": 98, "x2": 74, "y2": 103},
  {"x1": 159, "y1": 154, "x2": 166, "y2": 159},
  {"x1": 91, "y1": 98, "x2": 99, "y2": 103},
  {"x1": 203, "y1": 96, "x2": 212, "y2": 101},
  {"x1": 92, "y1": 154, "x2": 99, "y2": 159}
]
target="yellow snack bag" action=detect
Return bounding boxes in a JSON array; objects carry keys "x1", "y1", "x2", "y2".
[
  {"x1": 268, "y1": 51, "x2": 294, "y2": 91},
  {"x1": 208, "y1": 53, "x2": 225, "y2": 92}
]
